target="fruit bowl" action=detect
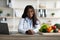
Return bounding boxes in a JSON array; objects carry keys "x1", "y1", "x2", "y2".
[
  {"x1": 42, "y1": 33, "x2": 60, "y2": 35},
  {"x1": 39, "y1": 23, "x2": 60, "y2": 33}
]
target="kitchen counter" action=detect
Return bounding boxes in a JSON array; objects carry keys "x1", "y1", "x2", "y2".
[{"x1": 0, "y1": 32, "x2": 60, "y2": 40}]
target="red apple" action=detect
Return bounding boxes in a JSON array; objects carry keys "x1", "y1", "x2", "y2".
[{"x1": 52, "y1": 25, "x2": 56, "y2": 30}]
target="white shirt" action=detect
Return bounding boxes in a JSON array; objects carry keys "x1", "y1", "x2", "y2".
[{"x1": 18, "y1": 17, "x2": 40, "y2": 34}]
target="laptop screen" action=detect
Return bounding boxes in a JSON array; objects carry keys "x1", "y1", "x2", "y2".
[{"x1": 0, "y1": 23, "x2": 9, "y2": 35}]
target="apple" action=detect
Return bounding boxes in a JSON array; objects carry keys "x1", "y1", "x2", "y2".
[{"x1": 52, "y1": 25, "x2": 56, "y2": 30}]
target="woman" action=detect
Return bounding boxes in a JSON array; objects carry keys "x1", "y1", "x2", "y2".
[{"x1": 18, "y1": 5, "x2": 40, "y2": 35}]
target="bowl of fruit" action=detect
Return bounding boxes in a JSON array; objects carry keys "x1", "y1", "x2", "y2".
[{"x1": 39, "y1": 23, "x2": 60, "y2": 35}]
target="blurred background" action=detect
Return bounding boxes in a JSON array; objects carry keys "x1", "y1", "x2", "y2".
[{"x1": 0, "y1": 0, "x2": 60, "y2": 33}]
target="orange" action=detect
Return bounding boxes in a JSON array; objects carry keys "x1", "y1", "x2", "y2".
[{"x1": 47, "y1": 27, "x2": 52, "y2": 33}]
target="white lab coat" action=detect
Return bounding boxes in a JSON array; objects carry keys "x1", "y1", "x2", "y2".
[{"x1": 18, "y1": 17, "x2": 40, "y2": 34}]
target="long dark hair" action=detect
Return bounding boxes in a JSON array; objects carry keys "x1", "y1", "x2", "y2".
[{"x1": 22, "y1": 5, "x2": 38, "y2": 27}]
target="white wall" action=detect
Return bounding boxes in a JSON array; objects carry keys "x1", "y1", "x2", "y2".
[
  {"x1": 39, "y1": 1, "x2": 55, "y2": 8},
  {"x1": 11, "y1": 0, "x2": 37, "y2": 9}
]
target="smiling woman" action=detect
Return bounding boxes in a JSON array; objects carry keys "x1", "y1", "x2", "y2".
[{"x1": 18, "y1": 5, "x2": 40, "y2": 35}]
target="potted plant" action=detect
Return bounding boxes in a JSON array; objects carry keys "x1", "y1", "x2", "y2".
[
  {"x1": 7, "y1": 13, "x2": 10, "y2": 16},
  {"x1": 51, "y1": 13, "x2": 55, "y2": 17},
  {"x1": 0, "y1": 9, "x2": 3, "y2": 16}
]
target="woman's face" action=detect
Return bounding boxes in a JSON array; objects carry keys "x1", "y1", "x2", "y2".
[{"x1": 27, "y1": 8, "x2": 34, "y2": 19}]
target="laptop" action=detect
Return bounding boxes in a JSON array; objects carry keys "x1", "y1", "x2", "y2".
[{"x1": 0, "y1": 23, "x2": 9, "y2": 35}]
